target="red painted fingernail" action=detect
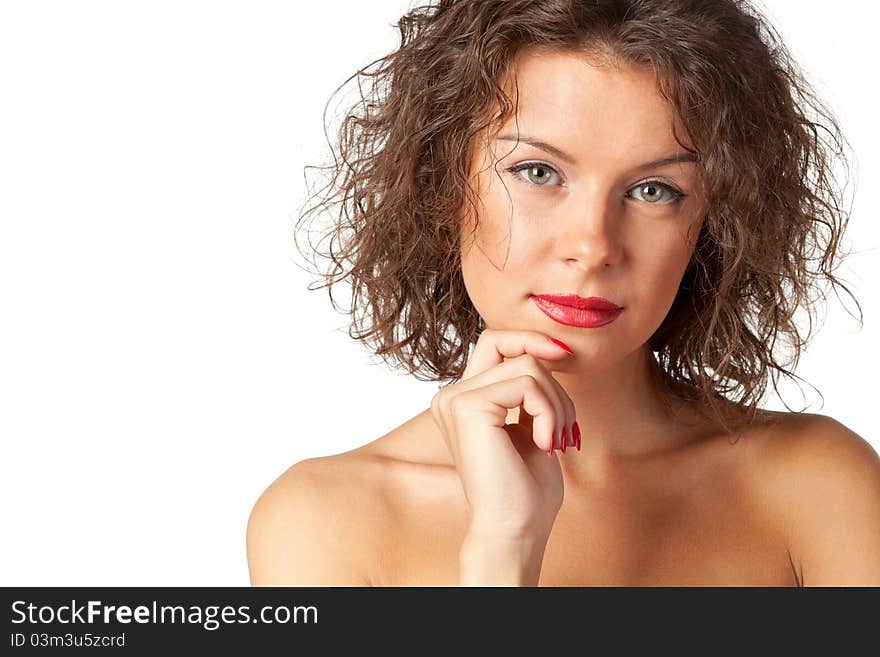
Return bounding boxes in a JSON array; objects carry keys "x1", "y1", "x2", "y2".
[
  {"x1": 561, "y1": 426, "x2": 567, "y2": 453},
  {"x1": 548, "y1": 337, "x2": 573, "y2": 354},
  {"x1": 573, "y1": 421, "x2": 581, "y2": 451}
]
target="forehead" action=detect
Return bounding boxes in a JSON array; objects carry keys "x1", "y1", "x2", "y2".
[{"x1": 497, "y1": 49, "x2": 688, "y2": 155}]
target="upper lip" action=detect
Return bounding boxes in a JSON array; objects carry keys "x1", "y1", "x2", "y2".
[{"x1": 533, "y1": 294, "x2": 623, "y2": 311}]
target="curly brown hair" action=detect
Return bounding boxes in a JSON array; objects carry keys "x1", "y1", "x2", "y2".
[{"x1": 293, "y1": 0, "x2": 863, "y2": 435}]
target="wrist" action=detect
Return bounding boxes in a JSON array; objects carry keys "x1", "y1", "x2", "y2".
[{"x1": 458, "y1": 530, "x2": 548, "y2": 586}]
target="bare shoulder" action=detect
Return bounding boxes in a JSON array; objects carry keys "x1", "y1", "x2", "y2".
[
  {"x1": 754, "y1": 411, "x2": 880, "y2": 492},
  {"x1": 751, "y1": 411, "x2": 880, "y2": 586},
  {"x1": 246, "y1": 450, "x2": 390, "y2": 586}
]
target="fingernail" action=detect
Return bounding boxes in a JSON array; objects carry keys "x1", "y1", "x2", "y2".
[
  {"x1": 560, "y1": 426, "x2": 567, "y2": 453},
  {"x1": 548, "y1": 337, "x2": 573, "y2": 354},
  {"x1": 548, "y1": 435, "x2": 553, "y2": 457},
  {"x1": 573, "y1": 421, "x2": 581, "y2": 451}
]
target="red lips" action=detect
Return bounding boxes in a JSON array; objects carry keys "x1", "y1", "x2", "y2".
[
  {"x1": 531, "y1": 294, "x2": 624, "y2": 329},
  {"x1": 532, "y1": 294, "x2": 622, "y2": 311}
]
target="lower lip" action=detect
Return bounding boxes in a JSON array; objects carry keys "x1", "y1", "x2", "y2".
[{"x1": 531, "y1": 296, "x2": 623, "y2": 328}]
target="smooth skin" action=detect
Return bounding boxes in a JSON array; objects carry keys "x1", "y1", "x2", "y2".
[
  {"x1": 247, "y1": 48, "x2": 880, "y2": 586},
  {"x1": 433, "y1": 331, "x2": 577, "y2": 585}
]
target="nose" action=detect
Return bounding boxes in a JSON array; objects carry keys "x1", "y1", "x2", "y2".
[{"x1": 557, "y1": 189, "x2": 624, "y2": 270}]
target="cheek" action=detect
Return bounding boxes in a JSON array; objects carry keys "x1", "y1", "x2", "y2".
[
  {"x1": 460, "y1": 171, "x2": 531, "y2": 270},
  {"x1": 460, "y1": 199, "x2": 539, "y2": 328},
  {"x1": 630, "y1": 234, "x2": 694, "y2": 320},
  {"x1": 638, "y1": 215, "x2": 700, "y2": 274}
]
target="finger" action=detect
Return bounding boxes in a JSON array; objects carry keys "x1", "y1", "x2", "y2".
[
  {"x1": 455, "y1": 355, "x2": 570, "y2": 451},
  {"x1": 556, "y1": 387, "x2": 576, "y2": 452},
  {"x1": 462, "y1": 329, "x2": 574, "y2": 381},
  {"x1": 510, "y1": 363, "x2": 574, "y2": 452},
  {"x1": 456, "y1": 374, "x2": 558, "y2": 461},
  {"x1": 521, "y1": 375, "x2": 577, "y2": 452},
  {"x1": 513, "y1": 401, "x2": 563, "y2": 453}
]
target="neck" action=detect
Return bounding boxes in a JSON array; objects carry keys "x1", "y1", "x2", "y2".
[{"x1": 544, "y1": 347, "x2": 718, "y2": 483}]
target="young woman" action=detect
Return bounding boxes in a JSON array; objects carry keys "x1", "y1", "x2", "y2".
[{"x1": 247, "y1": 0, "x2": 880, "y2": 586}]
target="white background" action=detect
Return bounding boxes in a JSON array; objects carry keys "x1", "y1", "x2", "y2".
[{"x1": 1, "y1": 0, "x2": 876, "y2": 585}]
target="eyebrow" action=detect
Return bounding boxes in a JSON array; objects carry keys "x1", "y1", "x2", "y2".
[{"x1": 495, "y1": 134, "x2": 698, "y2": 170}]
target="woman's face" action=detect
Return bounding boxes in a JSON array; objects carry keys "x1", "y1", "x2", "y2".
[{"x1": 460, "y1": 49, "x2": 706, "y2": 369}]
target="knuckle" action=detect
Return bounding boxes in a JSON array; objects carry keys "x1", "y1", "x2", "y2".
[
  {"x1": 476, "y1": 327, "x2": 494, "y2": 344},
  {"x1": 447, "y1": 391, "x2": 472, "y2": 416},
  {"x1": 518, "y1": 355, "x2": 549, "y2": 384},
  {"x1": 429, "y1": 392, "x2": 442, "y2": 418},
  {"x1": 518, "y1": 373, "x2": 540, "y2": 391},
  {"x1": 431, "y1": 386, "x2": 455, "y2": 420}
]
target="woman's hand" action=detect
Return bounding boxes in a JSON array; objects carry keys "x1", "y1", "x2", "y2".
[{"x1": 429, "y1": 328, "x2": 580, "y2": 584}]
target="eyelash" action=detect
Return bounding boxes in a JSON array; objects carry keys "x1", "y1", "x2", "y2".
[{"x1": 504, "y1": 161, "x2": 688, "y2": 204}]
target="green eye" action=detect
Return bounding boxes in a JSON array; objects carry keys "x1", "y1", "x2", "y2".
[
  {"x1": 505, "y1": 162, "x2": 688, "y2": 206},
  {"x1": 627, "y1": 181, "x2": 686, "y2": 204},
  {"x1": 506, "y1": 162, "x2": 559, "y2": 186}
]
